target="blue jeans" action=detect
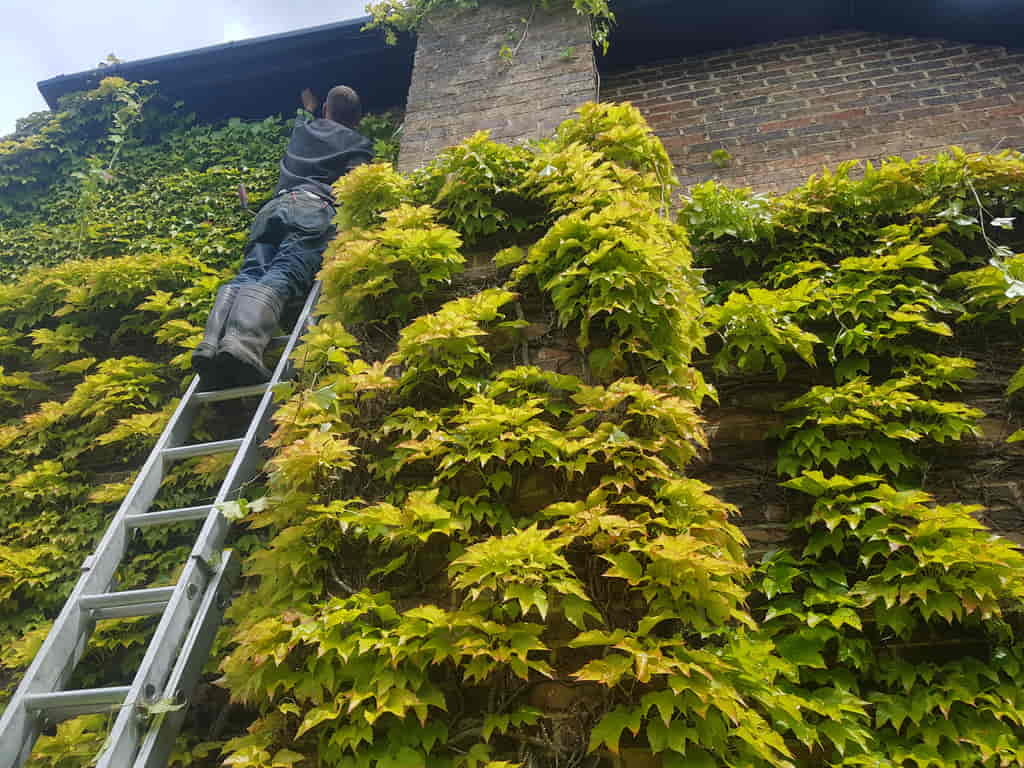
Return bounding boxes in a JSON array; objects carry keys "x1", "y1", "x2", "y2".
[{"x1": 230, "y1": 190, "x2": 335, "y2": 302}]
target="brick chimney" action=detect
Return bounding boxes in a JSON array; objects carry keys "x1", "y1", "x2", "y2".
[{"x1": 397, "y1": 0, "x2": 598, "y2": 172}]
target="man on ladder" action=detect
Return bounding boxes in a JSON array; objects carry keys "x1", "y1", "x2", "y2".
[{"x1": 192, "y1": 85, "x2": 374, "y2": 389}]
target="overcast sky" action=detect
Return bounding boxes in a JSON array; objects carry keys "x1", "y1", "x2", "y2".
[{"x1": 0, "y1": 0, "x2": 368, "y2": 136}]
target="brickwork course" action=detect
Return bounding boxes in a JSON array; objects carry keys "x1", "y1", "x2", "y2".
[
  {"x1": 601, "y1": 30, "x2": 1024, "y2": 193},
  {"x1": 397, "y1": 0, "x2": 597, "y2": 172}
]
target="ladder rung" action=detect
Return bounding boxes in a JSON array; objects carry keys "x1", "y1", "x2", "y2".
[
  {"x1": 124, "y1": 505, "x2": 212, "y2": 529},
  {"x1": 161, "y1": 439, "x2": 243, "y2": 462},
  {"x1": 193, "y1": 383, "x2": 270, "y2": 403},
  {"x1": 24, "y1": 686, "x2": 131, "y2": 720},
  {"x1": 79, "y1": 587, "x2": 176, "y2": 620},
  {"x1": 268, "y1": 334, "x2": 290, "y2": 349}
]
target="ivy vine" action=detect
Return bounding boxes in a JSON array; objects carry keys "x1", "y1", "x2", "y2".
[
  {"x1": 0, "y1": 73, "x2": 1022, "y2": 768},
  {"x1": 365, "y1": 0, "x2": 614, "y2": 53}
]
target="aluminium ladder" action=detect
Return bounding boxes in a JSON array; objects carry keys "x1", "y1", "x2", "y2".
[{"x1": 0, "y1": 283, "x2": 322, "y2": 768}]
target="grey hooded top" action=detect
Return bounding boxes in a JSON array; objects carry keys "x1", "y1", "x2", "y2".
[{"x1": 274, "y1": 116, "x2": 374, "y2": 203}]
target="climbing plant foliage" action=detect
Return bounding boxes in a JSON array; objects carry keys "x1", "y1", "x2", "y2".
[
  {"x1": 208, "y1": 100, "x2": 1024, "y2": 768},
  {"x1": 212, "y1": 121, "x2": 1024, "y2": 768},
  {"x1": 365, "y1": 0, "x2": 614, "y2": 53},
  {"x1": 681, "y1": 150, "x2": 1024, "y2": 768},
  {"x1": 0, "y1": 77, "x2": 399, "y2": 765},
  {"x1": 1, "y1": 73, "x2": 1023, "y2": 768}
]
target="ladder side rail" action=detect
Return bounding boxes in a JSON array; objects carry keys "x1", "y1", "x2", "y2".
[
  {"x1": 0, "y1": 378, "x2": 202, "y2": 768},
  {"x1": 135, "y1": 551, "x2": 241, "y2": 768},
  {"x1": 93, "y1": 557, "x2": 214, "y2": 767},
  {"x1": 99, "y1": 283, "x2": 322, "y2": 767}
]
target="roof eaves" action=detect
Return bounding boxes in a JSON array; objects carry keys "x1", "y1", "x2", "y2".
[{"x1": 37, "y1": 15, "x2": 378, "y2": 109}]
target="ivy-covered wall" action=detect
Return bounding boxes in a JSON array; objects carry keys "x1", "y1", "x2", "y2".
[
  {"x1": 1, "y1": 68, "x2": 1023, "y2": 768},
  {"x1": 212, "y1": 106, "x2": 1024, "y2": 768},
  {"x1": 0, "y1": 77, "x2": 399, "y2": 765}
]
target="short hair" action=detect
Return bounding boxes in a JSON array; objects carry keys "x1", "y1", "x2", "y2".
[{"x1": 325, "y1": 85, "x2": 362, "y2": 128}]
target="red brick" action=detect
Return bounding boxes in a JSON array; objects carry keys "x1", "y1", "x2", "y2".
[
  {"x1": 822, "y1": 107, "x2": 867, "y2": 122},
  {"x1": 984, "y1": 103, "x2": 1024, "y2": 119},
  {"x1": 601, "y1": 30, "x2": 1024, "y2": 194},
  {"x1": 758, "y1": 115, "x2": 814, "y2": 132}
]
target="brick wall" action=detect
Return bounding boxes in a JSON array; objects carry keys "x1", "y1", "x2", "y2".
[
  {"x1": 397, "y1": 0, "x2": 596, "y2": 173},
  {"x1": 601, "y1": 31, "x2": 1024, "y2": 192}
]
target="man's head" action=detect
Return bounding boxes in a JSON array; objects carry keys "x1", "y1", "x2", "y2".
[{"x1": 324, "y1": 85, "x2": 363, "y2": 128}]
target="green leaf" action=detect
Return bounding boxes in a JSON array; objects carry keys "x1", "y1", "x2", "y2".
[
  {"x1": 271, "y1": 749, "x2": 306, "y2": 767},
  {"x1": 216, "y1": 501, "x2": 245, "y2": 521},
  {"x1": 143, "y1": 698, "x2": 184, "y2": 715},
  {"x1": 574, "y1": 654, "x2": 632, "y2": 686},
  {"x1": 603, "y1": 552, "x2": 643, "y2": 582},
  {"x1": 588, "y1": 707, "x2": 643, "y2": 754},
  {"x1": 776, "y1": 634, "x2": 826, "y2": 668},
  {"x1": 562, "y1": 593, "x2": 602, "y2": 629}
]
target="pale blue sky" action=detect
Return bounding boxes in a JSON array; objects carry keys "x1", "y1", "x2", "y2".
[{"x1": 1, "y1": 0, "x2": 368, "y2": 136}]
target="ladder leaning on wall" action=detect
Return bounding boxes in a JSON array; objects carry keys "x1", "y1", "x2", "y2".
[{"x1": 0, "y1": 283, "x2": 322, "y2": 768}]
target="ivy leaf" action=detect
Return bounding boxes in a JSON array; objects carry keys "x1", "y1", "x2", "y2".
[
  {"x1": 574, "y1": 654, "x2": 632, "y2": 686},
  {"x1": 588, "y1": 707, "x2": 643, "y2": 754},
  {"x1": 776, "y1": 634, "x2": 826, "y2": 668},
  {"x1": 489, "y1": 470, "x2": 512, "y2": 492},
  {"x1": 602, "y1": 552, "x2": 643, "y2": 582},
  {"x1": 296, "y1": 702, "x2": 341, "y2": 737},
  {"x1": 378, "y1": 747, "x2": 426, "y2": 768},
  {"x1": 642, "y1": 689, "x2": 678, "y2": 727},
  {"x1": 216, "y1": 501, "x2": 245, "y2": 521},
  {"x1": 568, "y1": 629, "x2": 624, "y2": 647},
  {"x1": 270, "y1": 750, "x2": 306, "y2": 767},
  {"x1": 828, "y1": 607, "x2": 862, "y2": 630},
  {"x1": 143, "y1": 698, "x2": 184, "y2": 715},
  {"x1": 1007, "y1": 365, "x2": 1024, "y2": 396},
  {"x1": 561, "y1": 593, "x2": 602, "y2": 629}
]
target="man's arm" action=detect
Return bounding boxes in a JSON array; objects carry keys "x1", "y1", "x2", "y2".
[
  {"x1": 301, "y1": 88, "x2": 320, "y2": 116},
  {"x1": 294, "y1": 89, "x2": 319, "y2": 126}
]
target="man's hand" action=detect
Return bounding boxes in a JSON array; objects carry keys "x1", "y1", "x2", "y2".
[{"x1": 301, "y1": 88, "x2": 320, "y2": 115}]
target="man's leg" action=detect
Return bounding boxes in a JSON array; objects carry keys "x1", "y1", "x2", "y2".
[
  {"x1": 259, "y1": 228, "x2": 330, "y2": 303},
  {"x1": 228, "y1": 198, "x2": 286, "y2": 287},
  {"x1": 215, "y1": 195, "x2": 332, "y2": 386},
  {"x1": 213, "y1": 232, "x2": 328, "y2": 386},
  {"x1": 230, "y1": 241, "x2": 277, "y2": 286},
  {"x1": 216, "y1": 282, "x2": 284, "y2": 385},
  {"x1": 191, "y1": 195, "x2": 290, "y2": 388},
  {"x1": 191, "y1": 241, "x2": 278, "y2": 388},
  {"x1": 261, "y1": 193, "x2": 334, "y2": 302}
]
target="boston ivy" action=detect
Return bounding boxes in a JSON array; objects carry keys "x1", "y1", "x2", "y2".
[{"x1": 0, "y1": 72, "x2": 1022, "y2": 768}]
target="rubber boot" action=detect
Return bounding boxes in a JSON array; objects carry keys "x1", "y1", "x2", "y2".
[
  {"x1": 191, "y1": 284, "x2": 240, "y2": 389},
  {"x1": 216, "y1": 283, "x2": 284, "y2": 387}
]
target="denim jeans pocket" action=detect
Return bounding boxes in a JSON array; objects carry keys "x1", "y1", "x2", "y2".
[{"x1": 288, "y1": 197, "x2": 333, "y2": 235}]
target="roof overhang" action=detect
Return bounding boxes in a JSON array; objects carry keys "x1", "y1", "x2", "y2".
[
  {"x1": 36, "y1": 2, "x2": 1022, "y2": 122},
  {"x1": 37, "y1": 16, "x2": 414, "y2": 120},
  {"x1": 603, "y1": 0, "x2": 1023, "y2": 69}
]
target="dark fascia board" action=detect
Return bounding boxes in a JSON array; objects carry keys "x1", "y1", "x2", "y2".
[
  {"x1": 853, "y1": 0, "x2": 1024, "y2": 48},
  {"x1": 602, "y1": 0, "x2": 1021, "y2": 70},
  {"x1": 603, "y1": 0, "x2": 851, "y2": 68},
  {"x1": 36, "y1": 15, "x2": 410, "y2": 110},
  {"x1": 37, "y1": 1, "x2": 1021, "y2": 116}
]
